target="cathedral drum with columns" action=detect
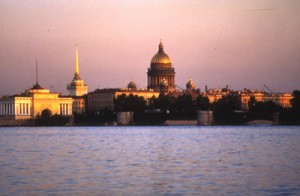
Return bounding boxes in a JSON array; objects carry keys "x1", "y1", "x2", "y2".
[{"x1": 147, "y1": 41, "x2": 176, "y2": 92}]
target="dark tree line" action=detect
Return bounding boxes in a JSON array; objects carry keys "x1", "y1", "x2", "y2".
[
  {"x1": 114, "y1": 94, "x2": 147, "y2": 113},
  {"x1": 73, "y1": 90, "x2": 300, "y2": 125}
]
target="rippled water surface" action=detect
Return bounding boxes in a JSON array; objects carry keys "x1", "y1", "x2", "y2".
[{"x1": 1, "y1": 126, "x2": 300, "y2": 195}]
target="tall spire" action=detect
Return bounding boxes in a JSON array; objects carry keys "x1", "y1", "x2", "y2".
[
  {"x1": 67, "y1": 45, "x2": 88, "y2": 96},
  {"x1": 31, "y1": 59, "x2": 43, "y2": 89},
  {"x1": 74, "y1": 45, "x2": 81, "y2": 80},
  {"x1": 36, "y1": 59, "x2": 38, "y2": 85},
  {"x1": 75, "y1": 45, "x2": 79, "y2": 74}
]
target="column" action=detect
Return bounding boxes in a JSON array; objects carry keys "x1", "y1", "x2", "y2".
[
  {"x1": 9, "y1": 103, "x2": 13, "y2": 116},
  {"x1": 69, "y1": 103, "x2": 72, "y2": 115},
  {"x1": 0, "y1": 103, "x2": 2, "y2": 115},
  {"x1": 66, "y1": 104, "x2": 68, "y2": 115},
  {"x1": 12, "y1": 103, "x2": 15, "y2": 116},
  {"x1": 17, "y1": 103, "x2": 20, "y2": 115},
  {"x1": 20, "y1": 103, "x2": 22, "y2": 115},
  {"x1": 14, "y1": 103, "x2": 17, "y2": 116},
  {"x1": 28, "y1": 103, "x2": 31, "y2": 116},
  {"x1": 8, "y1": 103, "x2": 10, "y2": 116},
  {"x1": 23, "y1": 103, "x2": 25, "y2": 115}
]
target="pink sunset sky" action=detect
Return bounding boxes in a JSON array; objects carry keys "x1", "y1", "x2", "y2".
[{"x1": 0, "y1": 0, "x2": 299, "y2": 95}]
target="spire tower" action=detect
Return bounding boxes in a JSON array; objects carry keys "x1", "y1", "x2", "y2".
[
  {"x1": 75, "y1": 45, "x2": 79, "y2": 74},
  {"x1": 74, "y1": 46, "x2": 81, "y2": 80},
  {"x1": 36, "y1": 59, "x2": 38, "y2": 85},
  {"x1": 67, "y1": 45, "x2": 88, "y2": 96}
]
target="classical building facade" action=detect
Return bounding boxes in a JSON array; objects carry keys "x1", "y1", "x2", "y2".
[
  {"x1": 0, "y1": 83, "x2": 73, "y2": 120},
  {"x1": 147, "y1": 41, "x2": 175, "y2": 92},
  {"x1": 67, "y1": 46, "x2": 88, "y2": 114},
  {"x1": 239, "y1": 91, "x2": 292, "y2": 111}
]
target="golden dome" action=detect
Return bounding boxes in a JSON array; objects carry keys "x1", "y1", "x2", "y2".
[
  {"x1": 151, "y1": 41, "x2": 172, "y2": 64},
  {"x1": 127, "y1": 80, "x2": 137, "y2": 89}
]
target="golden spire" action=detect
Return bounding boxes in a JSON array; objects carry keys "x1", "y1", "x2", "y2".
[
  {"x1": 75, "y1": 45, "x2": 79, "y2": 74},
  {"x1": 73, "y1": 45, "x2": 81, "y2": 80}
]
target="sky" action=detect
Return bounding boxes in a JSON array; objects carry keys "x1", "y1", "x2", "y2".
[{"x1": 0, "y1": 0, "x2": 300, "y2": 95}]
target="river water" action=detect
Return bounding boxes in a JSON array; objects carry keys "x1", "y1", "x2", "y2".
[{"x1": 0, "y1": 126, "x2": 300, "y2": 195}]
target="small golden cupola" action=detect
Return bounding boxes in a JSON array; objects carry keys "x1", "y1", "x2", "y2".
[
  {"x1": 127, "y1": 80, "x2": 137, "y2": 90},
  {"x1": 186, "y1": 79, "x2": 196, "y2": 91}
]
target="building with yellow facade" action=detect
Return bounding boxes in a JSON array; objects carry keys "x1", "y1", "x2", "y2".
[
  {"x1": 0, "y1": 83, "x2": 73, "y2": 122},
  {"x1": 239, "y1": 90, "x2": 292, "y2": 111}
]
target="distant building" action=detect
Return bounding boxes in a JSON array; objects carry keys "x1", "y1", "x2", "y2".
[
  {"x1": 202, "y1": 87, "x2": 293, "y2": 111},
  {"x1": 87, "y1": 81, "x2": 160, "y2": 112},
  {"x1": 205, "y1": 87, "x2": 231, "y2": 103},
  {"x1": 239, "y1": 90, "x2": 292, "y2": 111},
  {"x1": 147, "y1": 41, "x2": 176, "y2": 92},
  {"x1": 67, "y1": 46, "x2": 88, "y2": 114},
  {"x1": 0, "y1": 83, "x2": 73, "y2": 120}
]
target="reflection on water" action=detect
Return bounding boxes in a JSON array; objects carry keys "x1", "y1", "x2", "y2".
[{"x1": 0, "y1": 126, "x2": 300, "y2": 195}]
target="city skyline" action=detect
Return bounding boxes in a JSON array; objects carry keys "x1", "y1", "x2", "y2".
[{"x1": 1, "y1": 0, "x2": 300, "y2": 95}]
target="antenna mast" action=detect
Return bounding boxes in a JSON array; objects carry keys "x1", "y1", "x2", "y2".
[{"x1": 36, "y1": 59, "x2": 38, "y2": 85}]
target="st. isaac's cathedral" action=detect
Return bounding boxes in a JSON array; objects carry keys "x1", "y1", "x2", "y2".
[{"x1": 147, "y1": 41, "x2": 176, "y2": 92}]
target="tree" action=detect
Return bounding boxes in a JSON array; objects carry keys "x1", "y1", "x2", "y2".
[
  {"x1": 148, "y1": 93, "x2": 172, "y2": 112},
  {"x1": 212, "y1": 93, "x2": 244, "y2": 124},
  {"x1": 196, "y1": 95, "x2": 210, "y2": 111},
  {"x1": 291, "y1": 90, "x2": 300, "y2": 112},
  {"x1": 213, "y1": 93, "x2": 240, "y2": 113},
  {"x1": 114, "y1": 94, "x2": 147, "y2": 113},
  {"x1": 172, "y1": 94, "x2": 195, "y2": 113},
  {"x1": 248, "y1": 96, "x2": 256, "y2": 113}
]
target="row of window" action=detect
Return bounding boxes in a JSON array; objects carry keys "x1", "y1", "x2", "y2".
[
  {"x1": 89, "y1": 100, "x2": 113, "y2": 106},
  {"x1": 60, "y1": 103, "x2": 71, "y2": 115},
  {"x1": 0, "y1": 103, "x2": 31, "y2": 116}
]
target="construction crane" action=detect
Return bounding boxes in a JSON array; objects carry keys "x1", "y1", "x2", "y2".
[
  {"x1": 175, "y1": 85, "x2": 185, "y2": 91},
  {"x1": 263, "y1": 84, "x2": 280, "y2": 112},
  {"x1": 263, "y1": 84, "x2": 274, "y2": 94}
]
